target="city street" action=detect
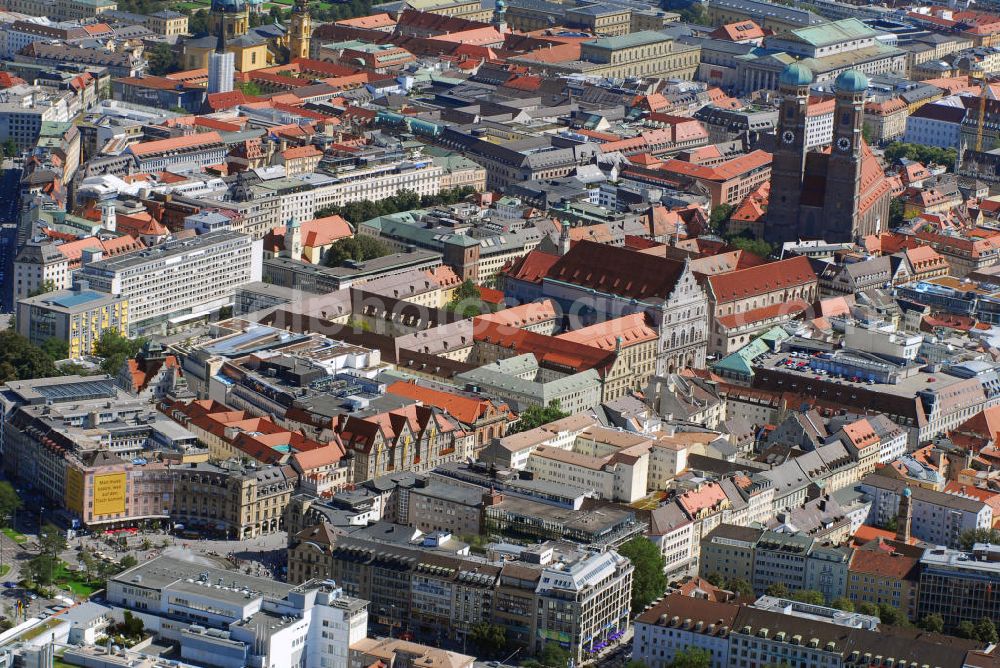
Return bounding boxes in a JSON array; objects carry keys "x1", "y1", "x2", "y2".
[{"x1": 59, "y1": 529, "x2": 290, "y2": 580}]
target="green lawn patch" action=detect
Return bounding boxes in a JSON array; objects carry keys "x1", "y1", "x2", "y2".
[
  {"x1": 2, "y1": 528, "x2": 27, "y2": 544},
  {"x1": 21, "y1": 619, "x2": 62, "y2": 642},
  {"x1": 51, "y1": 564, "x2": 99, "y2": 598}
]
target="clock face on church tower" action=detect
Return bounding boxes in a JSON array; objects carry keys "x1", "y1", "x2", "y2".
[
  {"x1": 781, "y1": 130, "x2": 795, "y2": 144},
  {"x1": 836, "y1": 137, "x2": 852, "y2": 152}
]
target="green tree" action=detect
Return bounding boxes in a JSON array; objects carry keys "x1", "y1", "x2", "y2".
[
  {"x1": 119, "y1": 555, "x2": 138, "y2": 570},
  {"x1": 187, "y1": 9, "x2": 209, "y2": 34},
  {"x1": 725, "y1": 234, "x2": 772, "y2": 258},
  {"x1": 449, "y1": 279, "x2": 488, "y2": 318},
  {"x1": 39, "y1": 523, "x2": 66, "y2": 557},
  {"x1": 452, "y1": 279, "x2": 480, "y2": 303},
  {"x1": 618, "y1": 537, "x2": 667, "y2": 614},
  {"x1": 0, "y1": 330, "x2": 60, "y2": 382},
  {"x1": 920, "y1": 613, "x2": 944, "y2": 633},
  {"x1": 469, "y1": 622, "x2": 506, "y2": 657},
  {"x1": 94, "y1": 329, "x2": 146, "y2": 376},
  {"x1": 830, "y1": 597, "x2": 855, "y2": 612},
  {"x1": 727, "y1": 577, "x2": 754, "y2": 599},
  {"x1": 956, "y1": 620, "x2": 977, "y2": 639},
  {"x1": 323, "y1": 236, "x2": 391, "y2": 267},
  {"x1": 537, "y1": 642, "x2": 571, "y2": 667},
  {"x1": 147, "y1": 42, "x2": 179, "y2": 76},
  {"x1": 888, "y1": 197, "x2": 905, "y2": 227},
  {"x1": 704, "y1": 572, "x2": 725, "y2": 587},
  {"x1": 862, "y1": 124, "x2": 875, "y2": 144},
  {"x1": 791, "y1": 589, "x2": 826, "y2": 605},
  {"x1": 238, "y1": 80, "x2": 263, "y2": 97},
  {"x1": 26, "y1": 554, "x2": 57, "y2": 586},
  {"x1": 510, "y1": 400, "x2": 570, "y2": 433},
  {"x1": 877, "y1": 603, "x2": 909, "y2": 627},
  {"x1": 0, "y1": 483, "x2": 21, "y2": 527},
  {"x1": 882, "y1": 142, "x2": 957, "y2": 172},
  {"x1": 27, "y1": 280, "x2": 56, "y2": 297},
  {"x1": 670, "y1": 2, "x2": 708, "y2": 24},
  {"x1": 77, "y1": 549, "x2": 98, "y2": 575},
  {"x1": 1, "y1": 139, "x2": 18, "y2": 157},
  {"x1": 976, "y1": 617, "x2": 998, "y2": 644},
  {"x1": 765, "y1": 583, "x2": 789, "y2": 598},
  {"x1": 113, "y1": 610, "x2": 144, "y2": 640},
  {"x1": 857, "y1": 602, "x2": 879, "y2": 617},
  {"x1": 57, "y1": 362, "x2": 94, "y2": 376},
  {"x1": 667, "y1": 647, "x2": 711, "y2": 668},
  {"x1": 40, "y1": 337, "x2": 68, "y2": 362},
  {"x1": 709, "y1": 204, "x2": 734, "y2": 230},
  {"x1": 959, "y1": 527, "x2": 1000, "y2": 550}
]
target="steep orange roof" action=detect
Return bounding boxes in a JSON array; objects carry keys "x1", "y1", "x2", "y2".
[
  {"x1": 282, "y1": 144, "x2": 323, "y2": 160},
  {"x1": 849, "y1": 548, "x2": 919, "y2": 579},
  {"x1": 678, "y1": 482, "x2": 728, "y2": 517},
  {"x1": 128, "y1": 131, "x2": 222, "y2": 157},
  {"x1": 386, "y1": 380, "x2": 503, "y2": 425},
  {"x1": 473, "y1": 319, "x2": 616, "y2": 375},
  {"x1": 660, "y1": 150, "x2": 771, "y2": 183},
  {"x1": 841, "y1": 417, "x2": 878, "y2": 450},
  {"x1": 707, "y1": 255, "x2": 816, "y2": 303},
  {"x1": 335, "y1": 12, "x2": 395, "y2": 29},
  {"x1": 709, "y1": 20, "x2": 764, "y2": 42},
  {"x1": 556, "y1": 313, "x2": 657, "y2": 350},
  {"x1": 503, "y1": 249, "x2": 560, "y2": 284},
  {"x1": 292, "y1": 442, "x2": 347, "y2": 470},
  {"x1": 477, "y1": 299, "x2": 557, "y2": 328}
]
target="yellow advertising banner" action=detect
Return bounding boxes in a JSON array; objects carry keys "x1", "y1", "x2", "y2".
[
  {"x1": 65, "y1": 467, "x2": 84, "y2": 515},
  {"x1": 92, "y1": 473, "x2": 126, "y2": 516}
]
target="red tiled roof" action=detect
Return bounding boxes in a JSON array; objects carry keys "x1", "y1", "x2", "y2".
[
  {"x1": 291, "y1": 442, "x2": 347, "y2": 470},
  {"x1": 709, "y1": 20, "x2": 764, "y2": 41},
  {"x1": 660, "y1": 150, "x2": 771, "y2": 183},
  {"x1": 546, "y1": 240, "x2": 687, "y2": 300},
  {"x1": 715, "y1": 299, "x2": 810, "y2": 329},
  {"x1": 503, "y1": 249, "x2": 560, "y2": 284},
  {"x1": 849, "y1": 549, "x2": 919, "y2": 580},
  {"x1": 282, "y1": 144, "x2": 323, "y2": 159},
  {"x1": 842, "y1": 417, "x2": 878, "y2": 450},
  {"x1": 473, "y1": 320, "x2": 616, "y2": 375},
  {"x1": 708, "y1": 255, "x2": 815, "y2": 303},
  {"x1": 128, "y1": 131, "x2": 222, "y2": 157},
  {"x1": 476, "y1": 299, "x2": 557, "y2": 328},
  {"x1": 387, "y1": 380, "x2": 508, "y2": 425},
  {"x1": 555, "y1": 313, "x2": 657, "y2": 350}
]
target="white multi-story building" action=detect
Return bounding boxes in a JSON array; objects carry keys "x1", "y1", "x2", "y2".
[
  {"x1": 844, "y1": 321, "x2": 922, "y2": 360},
  {"x1": 11, "y1": 242, "x2": 69, "y2": 303},
  {"x1": 527, "y1": 445, "x2": 646, "y2": 501},
  {"x1": 78, "y1": 230, "x2": 262, "y2": 336},
  {"x1": 860, "y1": 473, "x2": 992, "y2": 548},
  {"x1": 107, "y1": 556, "x2": 368, "y2": 668},
  {"x1": 310, "y1": 161, "x2": 443, "y2": 209},
  {"x1": 805, "y1": 97, "x2": 834, "y2": 148},
  {"x1": 633, "y1": 595, "x2": 735, "y2": 668},
  {"x1": 903, "y1": 96, "x2": 966, "y2": 150},
  {"x1": 869, "y1": 413, "x2": 908, "y2": 464},
  {"x1": 0, "y1": 84, "x2": 72, "y2": 149},
  {"x1": 207, "y1": 49, "x2": 234, "y2": 95}
]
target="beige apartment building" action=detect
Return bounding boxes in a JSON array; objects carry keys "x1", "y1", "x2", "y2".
[
  {"x1": 171, "y1": 463, "x2": 296, "y2": 539},
  {"x1": 534, "y1": 32, "x2": 701, "y2": 80}
]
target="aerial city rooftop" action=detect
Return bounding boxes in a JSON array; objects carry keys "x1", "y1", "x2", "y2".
[{"x1": 2, "y1": 0, "x2": 1000, "y2": 665}]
